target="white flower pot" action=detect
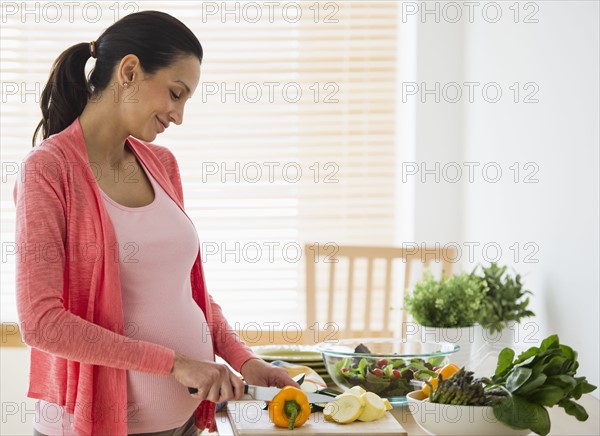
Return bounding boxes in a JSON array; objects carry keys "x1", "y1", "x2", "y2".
[
  {"x1": 417, "y1": 325, "x2": 482, "y2": 369},
  {"x1": 472, "y1": 322, "x2": 518, "y2": 354},
  {"x1": 470, "y1": 321, "x2": 519, "y2": 376}
]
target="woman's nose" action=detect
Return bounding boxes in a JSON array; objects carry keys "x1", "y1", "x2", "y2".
[{"x1": 170, "y1": 107, "x2": 184, "y2": 125}]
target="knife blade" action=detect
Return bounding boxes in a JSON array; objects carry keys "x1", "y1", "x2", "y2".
[{"x1": 187, "y1": 384, "x2": 334, "y2": 403}]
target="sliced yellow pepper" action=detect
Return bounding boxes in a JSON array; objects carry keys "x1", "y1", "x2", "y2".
[{"x1": 268, "y1": 386, "x2": 311, "y2": 430}]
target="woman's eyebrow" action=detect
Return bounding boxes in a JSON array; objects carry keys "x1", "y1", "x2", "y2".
[{"x1": 175, "y1": 80, "x2": 191, "y2": 94}]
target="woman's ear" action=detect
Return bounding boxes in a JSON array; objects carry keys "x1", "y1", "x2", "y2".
[{"x1": 117, "y1": 54, "x2": 141, "y2": 85}]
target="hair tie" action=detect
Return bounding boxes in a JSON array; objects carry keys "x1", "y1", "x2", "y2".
[{"x1": 89, "y1": 41, "x2": 97, "y2": 58}]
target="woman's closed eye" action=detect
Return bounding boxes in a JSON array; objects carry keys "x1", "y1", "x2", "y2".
[{"x1": 170, "y1": 91, "x2": 181, "y2": 101}]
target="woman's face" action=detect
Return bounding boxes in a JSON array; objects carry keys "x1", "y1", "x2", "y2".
[{"x1": 121, "y1": 55, "x2": 201, "y2": 142}]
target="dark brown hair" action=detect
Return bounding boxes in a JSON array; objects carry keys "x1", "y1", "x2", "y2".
[{"x1": 33, "y1": 11, "x2": 203, "y2": 146}]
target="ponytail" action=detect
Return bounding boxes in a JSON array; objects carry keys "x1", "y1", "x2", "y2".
[{"x1": 32, "y1": 43, "x2": 92, "y2": 146}]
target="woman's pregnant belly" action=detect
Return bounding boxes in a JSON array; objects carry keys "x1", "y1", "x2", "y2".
[{"x1": 123, "y1": 290, "x2": 213, "y2": 434}]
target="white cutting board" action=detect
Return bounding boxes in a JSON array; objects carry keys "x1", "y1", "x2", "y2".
[{"x1": 226, "y1": 401, "x2": 407, "y2": 435}]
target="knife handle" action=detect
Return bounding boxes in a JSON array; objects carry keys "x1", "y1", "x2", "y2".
[{"x1": 188, "y1": 385, "x2": 250, "y2": 395}]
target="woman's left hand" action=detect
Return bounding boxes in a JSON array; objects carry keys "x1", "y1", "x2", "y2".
[{"x1": 240, "y1": 358, "x2": 300, "y2": 388}]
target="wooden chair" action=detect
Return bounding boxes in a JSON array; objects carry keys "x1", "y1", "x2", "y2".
[{"x1": 304, "y1": 244, "x2": 456, "y2": 342}]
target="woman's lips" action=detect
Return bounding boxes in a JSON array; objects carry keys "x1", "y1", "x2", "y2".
[{"x1": 156, "y1": 117, "x2": 167, "y2": 133}]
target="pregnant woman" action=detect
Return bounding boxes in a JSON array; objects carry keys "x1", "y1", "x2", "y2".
[{"x1": 15, "y1": 10, "x2": 296, "y2": 436}]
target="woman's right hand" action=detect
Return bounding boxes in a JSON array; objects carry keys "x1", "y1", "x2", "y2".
[{"x1": 171, "y1": 352, "x2": 245, "y2": 403}]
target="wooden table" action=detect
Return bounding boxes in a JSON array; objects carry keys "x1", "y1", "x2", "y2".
[{"x1": 214, "y1": 394, "x2": 600, "y2": 435}]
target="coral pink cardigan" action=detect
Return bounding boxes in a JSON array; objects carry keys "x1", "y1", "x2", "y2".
[{"x1": 15, "y1": 119, "x2": 256, "y2": 435}]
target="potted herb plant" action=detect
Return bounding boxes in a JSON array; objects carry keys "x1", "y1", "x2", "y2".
[
  {"x1": 404, "y1": 263, "x2": 536, "y2": 368},
  {"x1": 403, "y1": 271, "x2": 487, "y2": 367},
  {"x1": 468, "y1": 263, "x2": 536, "y2": 367},
  {"x1": 474, "y1": 262, "x2": 535, "y2": 335}
]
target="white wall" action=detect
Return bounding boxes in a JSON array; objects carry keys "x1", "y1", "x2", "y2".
[
  {"x1": 407, "y1": 1, "x2": 599, "y2": 393},
  {"x1": 412, "y1": 16, "x2": 466, "y2": 244},
  {"x1": 0, "y1": 347, "x2": 35, "y2": 434},
  {"x1": 462, "y1": 1, "x2": 599, "y2": 392}
]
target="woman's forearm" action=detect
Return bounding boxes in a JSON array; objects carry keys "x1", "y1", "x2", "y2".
[{"x1": 19, "y1": 303, "x2": 175, "y2": 375}]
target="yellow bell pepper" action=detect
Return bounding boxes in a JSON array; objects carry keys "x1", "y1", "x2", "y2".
[
  {"x1": 268, "y1": 386, "x2": 311, "y2": 430},
  {"x1": 421, "y1": 363, "x2": 460, "y2": 397}
]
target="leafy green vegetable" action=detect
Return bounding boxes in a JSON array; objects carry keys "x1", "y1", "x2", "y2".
[
  {"x1": 365, "y1": 369, "x2": 390, "y2": 394},
  {"x1": 490, "y1": 335, "x2": 597, "y2": 435},
  {"x1": 558, "y1": 398, "x2": 588, "y2": 421},
  {"x1": 495, "y1": 348, "x2": 515, "y2": 376},
  {"x1": 358, "y1": 358, "x2": 368, "y2": 376},
  {"x1": 427, "y1": 335, "x2": 597, "y2": 436},
  {"x1": 493, "y1": 392, "x2": 551, "y2": 436},
  {"x1": 515, "y1": 373, "x2": 547, "y2": 395},
  {"x1": 428, "y1": 355, "x2": 446, "y2": 368},
  {"x1": 506, "y1": 367, "x2": 532, "y2": 391}
]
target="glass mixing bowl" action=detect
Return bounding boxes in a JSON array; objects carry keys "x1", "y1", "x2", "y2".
[{"x1": 316, "y1": 338, "x2": 460, "y2": 406}]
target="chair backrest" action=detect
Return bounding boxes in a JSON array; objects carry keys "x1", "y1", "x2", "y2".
[{"x1": 305, "y1": 244, "x2": 456, "y2": 342}]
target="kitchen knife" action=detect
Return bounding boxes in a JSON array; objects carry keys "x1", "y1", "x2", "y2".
[{"x1": 187, "y1": 384, "x2": 335, "y2": 403}]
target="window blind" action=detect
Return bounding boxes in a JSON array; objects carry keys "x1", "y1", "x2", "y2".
[{"x1": 0, "y1": 1, "x2": 399, "y2": 333}]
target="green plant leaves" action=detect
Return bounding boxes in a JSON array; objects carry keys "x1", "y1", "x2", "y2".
[
  {"x1": 358, "y1": 358, "x2": 368, "y2": 374},
  {"x1": 493, "y1": 393, "x2": 551, "y2": 436},
  {"x1": 506, "y1": 367, "x2": 532, "y2": 391},
  {"x1": 581, "y1": 380, "x2": 598, "y2": 394},
  {"x1": 529, "y1": 385, "x2": 567, "y2": 407},
  {"x1": 516, "y1": 373, "x2": 547, "y2": 395},
  {"x1": 475, "y1": 263, "x2": 536, "y2": 334},
  {"x1": 364, "y1": 369, "x2": 390, "y2": 394},
  {"x1": 427, "y1": 334, "x2": 595, "y2": 436},
  {"x1": 495, "y1": 348, "x2": 515, "y2": 376},
  {"x1": 546, "y1": 374, "x2": 576, "y2": 391},
  {"x1": 570, "y1": 377, "x2": 598, "y2": 399},
  {"x1": 540, "y1": 334, "x2": 559, "y2": 351},
  {"x1": 404, "y1": 262, "x2": 535, "y2": 331},
  {"x1": 559, "y1": 399, "x2": 589, "y2": 421},
  {"x1": 403, "y1": 270, "x2": 487, "y2": 327},
  {"x1": 428, "y1": 355, "x2": 446, "y2": 368},
  {"x1": 490, "y1": 335, "x2": 597, "y2": 436}
]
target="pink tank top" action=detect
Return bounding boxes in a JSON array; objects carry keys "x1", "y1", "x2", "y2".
[{"x1": 34, "y1": 161, "x2": 214, "y2": 435}]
